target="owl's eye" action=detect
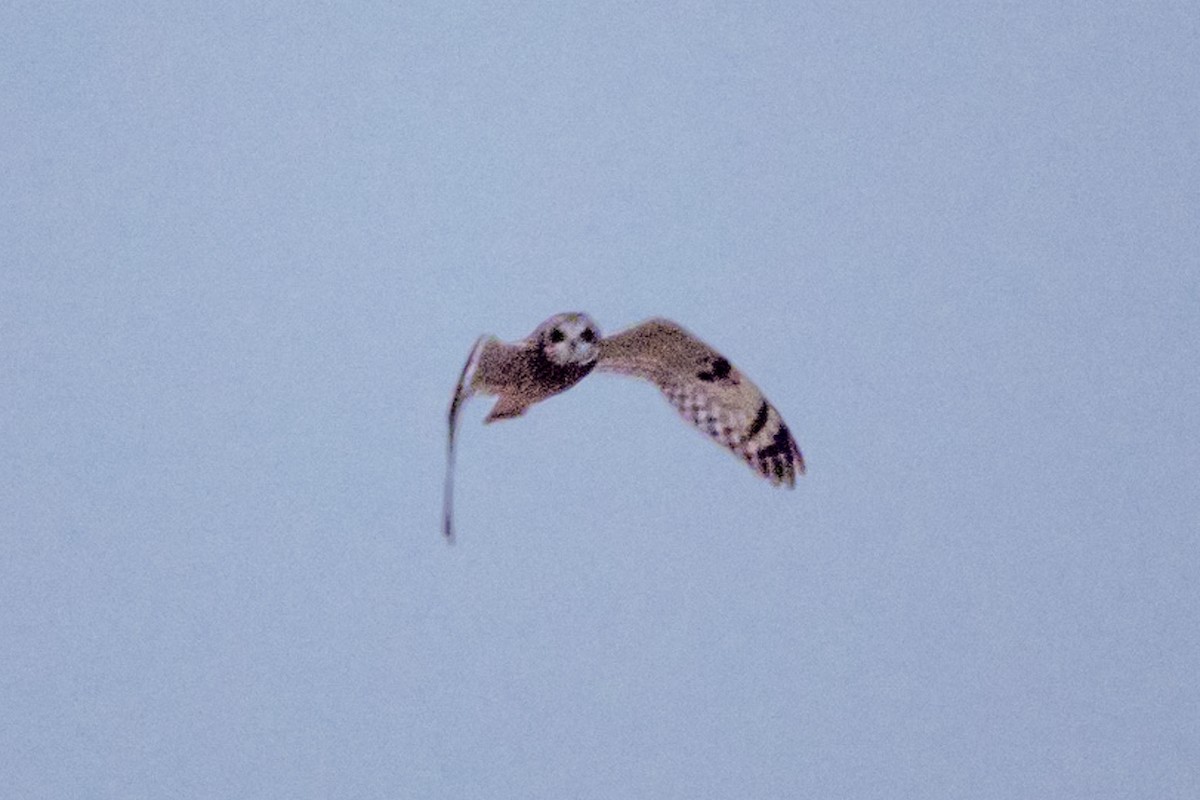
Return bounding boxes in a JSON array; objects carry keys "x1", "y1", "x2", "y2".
[
  {"x1": 549, "y1": 328, "x2": 565, "y2": 343},
  {"x1": 580, "y1": 328, "x2": 595, "y2": 343}
]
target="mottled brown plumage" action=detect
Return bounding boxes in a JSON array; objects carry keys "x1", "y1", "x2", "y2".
[
  {"x1": 444, "y1": 313, "x2": 600, "y2": 541},
  {"x1": 443, "y1": 313, "x2": 805, "y2": 541},
  {"x1": 596, "y1": 318, "x2": 805, "y2": 487}
]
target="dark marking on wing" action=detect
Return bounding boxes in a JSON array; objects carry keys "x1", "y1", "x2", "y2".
[
  {"x1": 696, "y1": 357, "x2": 732, "y2": 383},
  {"x1": 749, "y1": 422, "x2": 806, "y2": 486},
  {"x1": 772, "y1": 458, "x2": 786, "y2": 481},
  {"x1": 746, "y1": 400, "x2": 770, "y2": 440},
  {"x1": 756, "y1": 424, "x2": 795, "y2": 461}
]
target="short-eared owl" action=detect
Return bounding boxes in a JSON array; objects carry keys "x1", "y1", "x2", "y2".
[{"x1": 443, "y1": 313, "x2": 805, "y2": 541}]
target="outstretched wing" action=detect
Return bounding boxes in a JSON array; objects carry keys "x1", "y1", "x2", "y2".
[
  {"x1": 443, "y1": 335, "x2": 527, "y2": 542},
  {"x1": 595, "y1": 318, "x2": 805, "y2": 486}
]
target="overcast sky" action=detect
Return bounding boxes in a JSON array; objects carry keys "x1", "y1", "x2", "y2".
[{"x1": 3, "y1": 3, "x2": 1198, "y2": 798}]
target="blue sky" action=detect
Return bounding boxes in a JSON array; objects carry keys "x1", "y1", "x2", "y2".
[{"x1": 2, "y1": 3, "x2": 1197, "y2": 798}]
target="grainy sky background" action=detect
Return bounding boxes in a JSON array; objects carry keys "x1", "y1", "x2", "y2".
[{"x1": 3, "y1": 3, "x2": 1197, "y2": 798}]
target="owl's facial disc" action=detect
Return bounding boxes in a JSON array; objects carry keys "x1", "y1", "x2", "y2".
[{"x1": 537, "y1": 312, "x2": 600, "y2": 367}]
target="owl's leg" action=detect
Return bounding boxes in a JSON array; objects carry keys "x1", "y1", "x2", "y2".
[{"x1": 483, "y1": 395, "x2": 530, "y2": 423}]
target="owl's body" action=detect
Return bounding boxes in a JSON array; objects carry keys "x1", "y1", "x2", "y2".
[
  {"x1": 443, "y1": 313, "x2": 805, "y2": 541},
  {"x1": 472, "y1": 336, "x2": 596, "y2": 421}
]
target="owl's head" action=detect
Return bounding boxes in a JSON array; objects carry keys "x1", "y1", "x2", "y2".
[{"x1": 533, "y1": 312, "x2": 601, "y2": 367}]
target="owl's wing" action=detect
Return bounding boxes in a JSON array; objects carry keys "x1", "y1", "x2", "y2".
[
  {"x1": 443, "y1": 335, "x2": 527, "y2": 542},
  {"x1": 595, "y1": 318, "x2": 805, "y2": 487}
]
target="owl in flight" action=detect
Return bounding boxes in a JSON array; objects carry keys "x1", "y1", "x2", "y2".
[{"x1": 443, "y1": 313, "x2": 805, "y2": 541}]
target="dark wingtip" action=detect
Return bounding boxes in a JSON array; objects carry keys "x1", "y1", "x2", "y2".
[
  {"x1": 753, "y1": 422, "x2": 806, "y2": 488},
  {"x1": 781, "y1": 424, "x2": 806, "y2": 479}
]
